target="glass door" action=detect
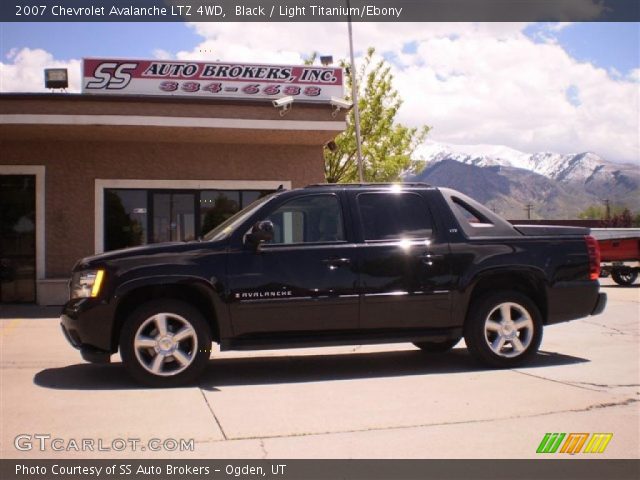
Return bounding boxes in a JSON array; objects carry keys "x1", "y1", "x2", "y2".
[
  {"x1": 151, "y1": 192, "x2": 197, "y2": 243},
  {"x1": 0, "y1": 175, "x2": 36, "y2": 303}
]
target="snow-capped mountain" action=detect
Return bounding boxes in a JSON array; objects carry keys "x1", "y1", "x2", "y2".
[
  {"x1": 414, "y1": 142, "x2": 530, "y2": 170},
  {"x1": 414, "y1": 141, "x2": 638, "y2": 185},
  {"x1": 408, "y1": 142, "x2": 640, "y2": 219}
]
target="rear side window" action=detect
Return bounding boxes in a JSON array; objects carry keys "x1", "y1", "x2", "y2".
[
  {"x1": 452, "y1": 197, "x2": 493, "y2": 227},
  {"x1": 357, "y1": 192, "x2": 433, "y2": 241}
]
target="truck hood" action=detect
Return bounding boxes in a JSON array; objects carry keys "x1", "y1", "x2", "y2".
[{"x1": 75, "y1": 240, "x2": 227, "y2": 270}]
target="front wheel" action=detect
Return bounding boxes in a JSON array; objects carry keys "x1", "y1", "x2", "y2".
[
  {"x1": 119, "y1": 300, "x2": 212, "y2": 387},
  {"x1": 464, "y1": 291, "x2": 543, "y2": 368}
]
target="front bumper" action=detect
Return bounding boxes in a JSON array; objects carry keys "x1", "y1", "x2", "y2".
[
  {"x1": 60, "y1": 323, "x2": 111, "y2": 363},
  {"x1": 60, "y1": 298, "x2": 117, "y2": 359}
]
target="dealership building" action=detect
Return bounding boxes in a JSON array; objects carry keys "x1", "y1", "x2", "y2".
[{"x1": 0, "y1": 59, "x2": 346, "y2": 304}]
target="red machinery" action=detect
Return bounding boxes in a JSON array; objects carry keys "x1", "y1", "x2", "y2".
[{"x1": 591, "y1": 229, "x2": 640, "y2": 286}]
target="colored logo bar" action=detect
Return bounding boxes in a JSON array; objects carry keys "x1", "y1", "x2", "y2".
[{"x1": 537, "y1": 433, "x2": 613, "y2": 454}]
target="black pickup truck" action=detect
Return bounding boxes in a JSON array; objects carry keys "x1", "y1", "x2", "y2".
[{"x1": 61, "y1": 183, "x2": 606, "y2": 386}]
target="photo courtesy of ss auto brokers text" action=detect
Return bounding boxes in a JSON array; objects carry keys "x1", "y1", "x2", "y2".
[{"x1": 15, "y1": 462, "x2": 277, "y2": 477}]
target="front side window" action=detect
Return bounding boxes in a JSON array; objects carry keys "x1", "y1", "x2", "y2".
[
  {"x1": 263, "y1": 194, "x2": 345, "y2": 245},
  {"x1": 357, "y1": 192, "x2": 433, "y2": 241}
]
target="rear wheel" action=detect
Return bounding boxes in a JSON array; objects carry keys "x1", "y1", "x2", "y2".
[
  {"x1": 119, "y1": 300, "x2": 212, "y2": 387},
  {"x1": 464, "y1": 291, "x2": 542, "y2": 368},
  {"x1": 611, "y1": 269, "x2": 638, "y2": 286},
  {"x1": 413, "y1": 338, "x2": 460, "y2": 353}
]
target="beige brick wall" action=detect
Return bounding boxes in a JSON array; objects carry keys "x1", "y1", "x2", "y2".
[
  {"x1": 2, "y1": 140, "x2": 324, "y2": 277},
  {"x1": 0, "y1": 95, "x2": 342, "y2": 285}
]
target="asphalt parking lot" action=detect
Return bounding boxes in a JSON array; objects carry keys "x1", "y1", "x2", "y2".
[{"x1": 1, "y1": 278, "x2": 638, "y2": 459}]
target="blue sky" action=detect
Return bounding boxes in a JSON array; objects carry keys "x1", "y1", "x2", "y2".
[
  {"x1": 1, "y1": 22, "x2": 201, "y2": 59},
  {"x1": 523, "y1": 22, "x2": 640, "y2": 75},
  {"x1": 2, "y1": 22, "x2": 638, "y2": 76}
]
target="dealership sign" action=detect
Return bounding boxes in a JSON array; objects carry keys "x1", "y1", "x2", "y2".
[{"x1": 82, "y1": 58, "x2": 344, "y2": 101}]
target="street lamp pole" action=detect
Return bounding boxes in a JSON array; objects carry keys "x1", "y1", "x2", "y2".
[{"x1": 347, "y1": 0, "x2": 364, "y2": 182}]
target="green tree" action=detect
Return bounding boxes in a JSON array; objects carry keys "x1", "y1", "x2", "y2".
[
  {"x1": 578, "y1": 204, "x2": 606, "y2": 220},
  {"x1": 578, "y1": 204, "x2": 639, "y2": 227},
  {"x1": 577, "y1": 203, "x2": 629, "y2": 220},
  {"x1": 318, "y1": 48, "x2": 430, "y2": 183}
]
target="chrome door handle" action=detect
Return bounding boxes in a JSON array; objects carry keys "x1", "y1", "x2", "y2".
[
  {"x1": 322, "y1": 257, "x2": 351, "y2": 269},
  {"x1": 421, "y1": 253, "x2": 444, "y2": 264}
]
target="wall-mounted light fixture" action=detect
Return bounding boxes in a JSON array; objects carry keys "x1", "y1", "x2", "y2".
[
  {"x1": 320, "y1": 56, "x2": 334, "y2": 66},
  {"x1": 324, "y1": 140, "x2": 338, "y2": 152},
  {"x1": 44, "y1": 68, "x2": 68, "y2": 90}
]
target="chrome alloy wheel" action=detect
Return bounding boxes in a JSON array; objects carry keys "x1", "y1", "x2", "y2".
[
  {"x1": 483, "y1": 302, "x2": 534, "y2": 358},
  {"x1": 133, "y1": 313, "x2": 198, "y2": 377}
]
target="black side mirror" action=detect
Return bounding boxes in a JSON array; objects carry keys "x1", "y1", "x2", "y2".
[{"x1": 246, "y1": 220, "x2": 274, "y2": 250}]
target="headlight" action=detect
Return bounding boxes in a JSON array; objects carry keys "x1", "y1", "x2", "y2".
[{"x1": 71, "y1": 269, "x2": 105, "y2": 299}]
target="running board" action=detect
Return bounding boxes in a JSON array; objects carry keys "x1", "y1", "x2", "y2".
[{"x1": 220, "y1": 327, "x2": 462, "y2": 351}]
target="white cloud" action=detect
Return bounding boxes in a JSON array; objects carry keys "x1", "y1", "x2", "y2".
[
  {"x1": 392, "y1": 26, "x2": 639, "y2": 164},
  {"x1": 548, "y1": 22, "x2": 574, "y2": 32},
  {"x1": 175, "y1": 22, "x2": 639, "y2": 163},
  {"x1": 152, "y1": 48, "x2": 175, "y2": 60},
  {"x1": 0, "y1": 48, "x2": 81, "y2": 92},
  {"x1": 1, "y1": 23, "x2": 637, "y2": 164}
]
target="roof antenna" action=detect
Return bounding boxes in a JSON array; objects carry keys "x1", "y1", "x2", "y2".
[{"x1": 277, "y1": 184, "x2": 284, "y2": 191}]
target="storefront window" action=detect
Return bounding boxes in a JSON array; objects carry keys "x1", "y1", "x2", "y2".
[
  {"x1": 0, "y1": 175, "x2": 36, "y2": 303},
  {"x1": 241, "y1": 190, "x2": 273, "y2": 208},
  {"x1": 104, "y1": 188, "x2": 275, "y2": 251},
  {"x1": 152, "y1": 192, "x2": 196, "y2": 243},
  {"x1": 200, "y1": 191, "x2": 240, "y2": 236},
  {"x1": 104, "y1": 190, "x2": 147, "y2": 251}
]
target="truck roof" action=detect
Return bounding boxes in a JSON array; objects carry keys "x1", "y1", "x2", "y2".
[{"x1": 304, "y1": 182, "x2": 433, "y2": 189}]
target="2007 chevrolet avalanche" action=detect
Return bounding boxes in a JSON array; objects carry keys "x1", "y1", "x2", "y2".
[{"x1": 61, "y1": 183, "x2": 606, "y2": 387}]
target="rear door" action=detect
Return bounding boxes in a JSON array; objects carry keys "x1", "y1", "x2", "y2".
[
  {"x1": 353, "y1": 190, "x2": 452, "y2": 330},
  {"x1": 227, "y1": 192, "x2": 360, "y2": 336}
]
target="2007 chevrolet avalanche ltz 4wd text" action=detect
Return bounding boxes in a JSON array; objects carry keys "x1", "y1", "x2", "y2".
[{"x1": 61, "y1": 184, "x2": 606, "y2": 387}]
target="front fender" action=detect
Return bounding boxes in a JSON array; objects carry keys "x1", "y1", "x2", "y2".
[{"x1": 112, "y1": 274, "x2": 232, "y2": 345}]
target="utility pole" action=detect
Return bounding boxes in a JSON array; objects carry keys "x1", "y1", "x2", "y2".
[
  {"x1": 524, "y1": 204, "x2": 534, "y2": 220},
  {"x1": 603, "y1": 199, "x2": 611, "y2": 220},
  {"x1": 347, "y1": 0, "x2": 364, "y2": 182}
]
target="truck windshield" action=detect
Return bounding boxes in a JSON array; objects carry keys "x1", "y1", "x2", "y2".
[{"x1": 202, "y1": 193, "x2": 276, "y2": 242}]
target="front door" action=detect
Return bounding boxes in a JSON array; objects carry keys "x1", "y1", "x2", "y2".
[
  {"x1": 227, "y1": 193, "x2": 360, "y2": 336},
  {"x1": 150, "y1": 192, "x2": 197, "y2": 243},
  {"x1": 354, "y1": 191, "x2": 452, "y2": 330},
  {"x1": 0, "y1": 175, "x2": 36, "y2": 303}
]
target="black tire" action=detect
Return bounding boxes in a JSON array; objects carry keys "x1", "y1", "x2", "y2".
[
  {"x1": 119, "y1": 299, "x2": 212, "y2": 387},
  {"x1": 413, "y1": 338, "x2": 460, "y2": 353},
  {"x1": 464, "y1": 291, "x2": 543, "y2": 368},
  {"x1": 611, "y1": 269, "x2": 638, "y2": 286}
]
